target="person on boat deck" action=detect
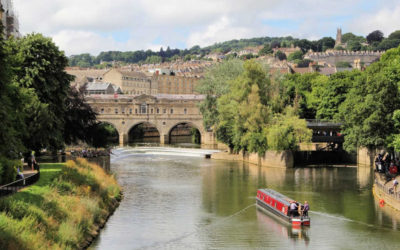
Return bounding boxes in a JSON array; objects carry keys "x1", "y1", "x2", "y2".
[
  {"x1": 302, "y1": 201, "x2": 309, "y2": 217},
  {"x1": 298, "y1": 203, "x2": 303, "y2": 217},
  {"x1": 289, "y1": 201, "x2": 298, "y2": 217}
]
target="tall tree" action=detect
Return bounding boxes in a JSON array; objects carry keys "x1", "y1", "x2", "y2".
[
  {"x1": 338, "y1": 46, "x2": 400, "y2": 151},
  {"x1": 64, "y1": 87, "x2": 97, "y2": 145},
  {"x1": 9, "y1": 34, "x2": 73, "y2": 152},
  {"x1": 366, "y1": 30, "x2": 384, "y2": 44},
  {"x1": 196, "y1": 59, "x2": 244, "y2": 130}
]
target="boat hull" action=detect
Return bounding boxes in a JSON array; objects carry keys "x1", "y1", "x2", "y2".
[{"x1": 256, "y1": 189, "x2": 310, "y2": 227}]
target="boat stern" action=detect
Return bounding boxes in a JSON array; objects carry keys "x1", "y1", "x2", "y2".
[{"x1": 291, "y1": 217, "x2": 310, "y2": 227}]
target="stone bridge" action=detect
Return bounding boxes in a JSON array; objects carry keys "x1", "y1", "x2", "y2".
[{"x1": 85, "y1": 94, "x2": 216, "y2": 146}]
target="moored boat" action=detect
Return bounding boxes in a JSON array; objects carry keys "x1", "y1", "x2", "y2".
[{"x1": 256, "y1": 188, "x2": 310, "y2": 227}]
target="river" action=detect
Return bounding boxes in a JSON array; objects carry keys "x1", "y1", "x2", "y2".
[{"x1": 91, "y1": 147, "x2": 400, "y2": 249}]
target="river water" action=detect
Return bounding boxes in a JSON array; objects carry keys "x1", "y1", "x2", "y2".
[{"x1": 91, "y1": 147, "x2": 400, "y2": 249}]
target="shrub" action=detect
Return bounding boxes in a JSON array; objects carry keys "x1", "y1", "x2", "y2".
[{"x1": 0, "y1": 157, "x2": 20, "y2": 185}]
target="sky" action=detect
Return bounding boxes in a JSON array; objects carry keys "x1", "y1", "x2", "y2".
[{"x1": 12, "y1": 0, "x2": 400, "y2": 56}]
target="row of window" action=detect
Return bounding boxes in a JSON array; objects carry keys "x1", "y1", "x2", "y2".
[
  {"x1": 122, "y1": 82, "x2": 150, "y2": 88},
  {"x1": 100, "y1": 108, "x2": 188, "y2": 115},
  {"x1": 121, "y1": 76, "x2": 149, "y2": 82}
]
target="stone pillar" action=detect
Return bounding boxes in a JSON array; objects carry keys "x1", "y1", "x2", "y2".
[
  {"x1": 119, "y1": 133, "x2": 128, "y2": 146},
  {"x1": 160, "y1": 134, "x2": 169, "y2": 145},
  {"x1": 357, "y1": 147, "x2": 379, "y2": 168}
]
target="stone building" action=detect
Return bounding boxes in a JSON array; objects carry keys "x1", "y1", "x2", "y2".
[
  {"x1": 272, "y1": 45, "x2": 301, "y2": 56},
  {"x1": 84, "y1": 82, "x2": 122, "y2": 95},
  {"x1": 66, "y1": 68, "x2": 108, "y2": 89},
  {"x1": 0, "y1": 0, "x2": 20, "y2": 38},
  {"x1": 102, "y1": 68, "x2": 156, "y2": 95},
  {"x1": 153, "y1": 74, "x2": 199, "y2": 95},
  {"x1": 304, "y1": 50, "x2": 383, "y2": 68},
  {"x1": 335, "y1": 28, "x2": 342, "y2": 47}
]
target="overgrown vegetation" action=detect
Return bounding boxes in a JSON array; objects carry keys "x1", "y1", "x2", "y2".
[{"x1": 0, "y1": 159, "x2": 121, "y2": 249}]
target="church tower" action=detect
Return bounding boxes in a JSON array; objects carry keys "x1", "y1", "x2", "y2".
[{"x1": 335, "y1": 28, "x2": 342, "y2": 47}]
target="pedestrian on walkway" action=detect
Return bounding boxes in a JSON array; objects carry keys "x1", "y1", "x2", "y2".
[{"x1": 30, "y1": 151, "x2": 36, "y2": 171}]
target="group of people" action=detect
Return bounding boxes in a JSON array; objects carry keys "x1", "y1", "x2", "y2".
[
  {"x1": 375, "y1": 152, "x2": 399, "y2": 176},
  {"x1": 289, "y1": 201, "x2": 309, "y2": 218}
]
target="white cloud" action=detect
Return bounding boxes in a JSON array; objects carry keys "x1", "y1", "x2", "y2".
[
  {"x1": 187, "y1": 16, "x2": 262, "y2": 47},
  {"x1": 11, "y1": 0, "x2": 400, "y2": 55},
  {"x1": 348, "y1": 5, "x2": 400, "y2": 36}
]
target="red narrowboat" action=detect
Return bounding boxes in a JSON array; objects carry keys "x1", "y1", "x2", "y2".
[{"x1": 256, "y1": 189, "x2": 310, "y2": 227}]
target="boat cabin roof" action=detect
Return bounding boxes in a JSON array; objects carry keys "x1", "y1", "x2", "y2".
[{"x1": 258, "y1": 189, "x2": 294, "y2": 206}]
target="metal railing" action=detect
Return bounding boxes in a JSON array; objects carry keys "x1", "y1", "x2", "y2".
[
  {"x1": 375, "y1": 178, "x2": 400, "y2": 200},
  {"x1": 0, "y1": 172, "x2": 40, "y2": 197}
]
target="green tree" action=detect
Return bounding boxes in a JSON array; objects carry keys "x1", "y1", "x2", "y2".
[
  {"x1": 267, "y1": 107, "x2": 312, "y2": 151},
  {"x1": 366, "y1": 30, "x2": 384, "y2": 44},
  {"x1": 388, "y1": 30, "x2": 400, "y2": 40},
  {"x1": 287, "y1": 51, "x2": 303, "y2": 61},
  {"x1": 64, "y1": 87, "x2": 97, "y2": 145},
  {"x1": 282, "y1": 73, "x2": 321, "y2": 119},
  {"x1": 214, "y1": 60, "x2": 311, "y2": 154},
  {"x1": 377, "y1": 39, "x2": 400, "y2": 51},
  {"x1": 196, "y1": 59, "x2": 244, "y2": 130},
  {"x1": 338, "y1": 46, "x2": 400, "y2": 151},
  {"x1": 275, "y1": 50, "x2": 286, "y2": 61},
  {"x1": 347, "y1": 40, "x2": 362, "y2": 51},
  {"x1": 342, "y1": 33, "x2": 366, "y2": 43},
  {"x1": 217, "y1": 60, "x2": 270, "y2": 152},
  {"x1": 145, "y1": 55, "x2": 162, "y2": 64},
  {"x1": 258, "y1": 44, "x2": 273, "y2": 56},
  {"x1": 0, "y1": 24, "x2": 26, "y2": 157},
  {"x1": 8, "y1": 34, "x2": 73, "y2": 152},
  {"x1": 310, "y1": 71, "x2": 360, "y2": 120}
]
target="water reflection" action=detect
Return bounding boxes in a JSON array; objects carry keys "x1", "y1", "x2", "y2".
[{"x1": 256, "y1": 209, "x2": 310, "y2": 245}]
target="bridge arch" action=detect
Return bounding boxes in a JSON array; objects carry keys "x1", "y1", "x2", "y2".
[
  {"x1": 167, "y1": 121, "x2": 204, "y2": 145},
  {"x1": 127, "y1": 121, "x2": 161, "y2": 144},
  {"x1": 88, "y1": 120, "x2": 119, "y2": 146}
]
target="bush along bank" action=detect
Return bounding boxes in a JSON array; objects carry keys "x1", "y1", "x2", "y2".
[{"x1": 0, "y1": 158, "x2": 122, "y2": 249}]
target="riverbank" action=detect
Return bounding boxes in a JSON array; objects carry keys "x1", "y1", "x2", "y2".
[
  {"x1": 0, "y1": 158, "x2": 121, "y2": 249},
  {"x1": 211, "y1": 150, "x2": 293, "y2": 168},
  {"x1": 373, "y1": 172, "x2": 400, "y2": 211}
]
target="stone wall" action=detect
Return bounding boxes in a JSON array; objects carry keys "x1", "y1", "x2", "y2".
[
  {"x1": 357, "y1": 147, "x2": 383, "y2": 167},
  {"x1": 211, "y1": 150, "x2": 294, "y2": 168},
  {"x1": 373, "y1": 173, "x2": 400, "y2": 211}
]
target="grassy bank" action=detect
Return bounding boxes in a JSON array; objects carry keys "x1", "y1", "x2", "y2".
[{"x1": 0, "y1": 158, "x2": 121, "y2": 249}]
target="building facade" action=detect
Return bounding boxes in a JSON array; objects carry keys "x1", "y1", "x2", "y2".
[
  {"x1": 153, "y1": 75, "x2": 199, "y2": 94},
  {"x1": 85, "y1": 94, "x2": 216, "y2": 146},
  {"x1": 102, "y1": 68, "x2": 156, "y2": 95},
  {"x1": 0, "y1": 0, "x2": 19, "y2": 38}
]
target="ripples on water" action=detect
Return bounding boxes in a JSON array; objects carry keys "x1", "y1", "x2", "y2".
[{"x1": 91, "y1": 147, "x2": 400, "y2": 250}]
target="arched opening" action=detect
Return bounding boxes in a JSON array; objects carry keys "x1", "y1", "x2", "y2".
[
  {"x1": 169, "y1": 123, "x2": 201, "y2": 146},
  {"x1": 128, "y1": 122, "x2": 160, "y2": 144},
  {"x1": 87, "y1": 122, "x2": 119, "y2": 147}
]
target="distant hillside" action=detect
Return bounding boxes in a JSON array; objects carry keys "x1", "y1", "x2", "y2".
[{"x1": 69, "y1": 30, "x2": 400, "y2": 68}]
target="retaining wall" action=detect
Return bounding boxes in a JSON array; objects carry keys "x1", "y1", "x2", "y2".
[{"x1": 211, "y1": 150, "x2": 294, "y2": 168}]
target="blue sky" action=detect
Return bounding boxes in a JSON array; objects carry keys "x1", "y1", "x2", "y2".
[{"x1": 13, "y1": 0, "x2": 400, "y2": 55}]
